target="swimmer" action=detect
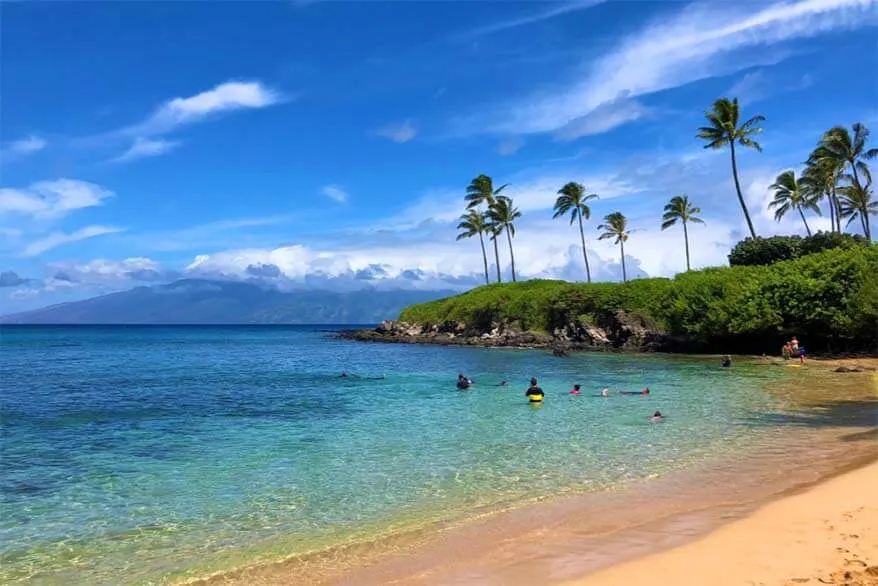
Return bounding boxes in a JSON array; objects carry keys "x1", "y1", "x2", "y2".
[
  {"x1": 601, "y1": 388, "x2": 609, "y2": 397},
  {"x1": 525, "y1": 377, "x2": 545, "y2": 403},
  {"x1": 722, "y1": 355, "x2": 732, "y2": 368},
  {"x1": 340, "y1": 372, "x2": 348, "y2": 378},
  {"x1": 457, "y1": 373, "x2": 471, "y2": 390},
  {"x1": 651, "y1": 410, "x2": 665, "y2": 423},
  {"x1": 569, "y1": 384, "x2": 581, "y2": 396},
  {"x1": 498, "y1": 380, "x2": 508, "y2": 387}
]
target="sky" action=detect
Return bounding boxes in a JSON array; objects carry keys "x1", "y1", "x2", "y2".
[{"x1": 1, "y1": 0, "x2": 877, "y2": 313}]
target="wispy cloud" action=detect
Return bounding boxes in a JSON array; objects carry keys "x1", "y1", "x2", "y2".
[
  {"x1": 373, "y1": 120, "x2": 417, "y2": 143},
  {"x1": 451, "y1": 0, "x2": 606, "y2": 40},
  {"x1": 0, "y1": 179, "x2": 114, "y2": 220},
  {"x1": 132, "y1": 214, "x2": 297, "y2": 252},
  {"x1": 497, "y1": 137, "x2": 525, "y2": 156},
  {"x1": 22, "y1": 225, "x2": 124, "y2": 257},
  {"x1": 0, "y1": 271, "x2": 32, "y2": 287},
  {"x1": 465, "y1": 0, "x2": 878, "y2": 137},
  {"x1": 111, "y1": 137, "x2": 180, "y2": 163},
  {"x1": 132, "y1": 80, "x2": 281, "y2": 136},
  {"x1": 321, "y1": 185, "x2": 348, "y2": 203},
  {"x1": 554, "y1": 96, "x2": 651, "y2": 141},
  {"x1": 728, "y1": 69, "x2": 816, "y2": 105},
  {"x1": 3, "y1": 135, "x2": 47, "y2": 156}
]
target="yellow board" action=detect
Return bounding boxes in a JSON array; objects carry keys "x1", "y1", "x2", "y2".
[{"x1": 528, "y1": 396, "x2": 544, "y2": 403}]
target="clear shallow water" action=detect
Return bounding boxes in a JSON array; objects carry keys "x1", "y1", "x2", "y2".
[{"x1": 0, "y1": 325, "x2": 791, "y2": 585}]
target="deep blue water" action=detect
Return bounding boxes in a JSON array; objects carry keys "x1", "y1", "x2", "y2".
[{"x1": 0, "y1": 325, "x2": 789, "y2": 585}]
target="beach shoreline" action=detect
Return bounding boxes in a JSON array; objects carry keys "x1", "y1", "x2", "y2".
[
  {"x1": 183, "y1": 360, "x2": 878, "y2": 586},
  {"x1": 565, "y1": 458, "x2": 878, "y2": 586}
]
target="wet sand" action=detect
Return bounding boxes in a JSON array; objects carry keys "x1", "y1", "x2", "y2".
[{"x1": 185, "y1": 359, "x2": 878, "y2": 586}]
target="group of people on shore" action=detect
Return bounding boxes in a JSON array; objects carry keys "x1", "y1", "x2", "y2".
[{"x1": 781, "y1": 337, "x2": 806, "y2": 363}]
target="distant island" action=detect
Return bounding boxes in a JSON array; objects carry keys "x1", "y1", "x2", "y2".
[{"x1": 0, "y1": 279, "x2": 455, "y2": 325}]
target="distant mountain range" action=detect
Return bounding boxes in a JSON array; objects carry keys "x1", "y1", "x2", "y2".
[{"x1": 0, "y1": 279, "x2": 456, "y2": 324}]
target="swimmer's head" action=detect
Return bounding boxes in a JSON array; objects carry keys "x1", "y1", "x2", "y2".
[
  {"x1": 530, "y1": 377, "x2": 538, "y2": 386},
  {"x1": 654, "y1": 411, "x2": 662, "y2": 417},
  {"x1": 574, "y1": 384, "x2": 581, "y2": 390}
]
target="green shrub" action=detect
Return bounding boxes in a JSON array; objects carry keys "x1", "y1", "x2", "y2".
[
  {"x1": 398, "y1": 245, "x2": 878, "y2": 353},
  {"x1": 728, "y1": 232, "x2": 869, "y2": 267}
]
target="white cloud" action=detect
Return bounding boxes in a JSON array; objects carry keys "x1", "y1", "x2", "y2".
[
  {"x1": 22, "y1": 225, "x2": 125, "y2": 257},
  {"x1": 374, "y1": 120, "x2": 417, "y2": 143},
  {"x1": 727, "y1": 70, "x2": 767, "y2": 104},
  {"x1": 138, "y1": 81, "x2": 280, "y2": 135},
  {"x1": 4, "y1": 135, "x2": 47, "y2": 155},
  {"x1": 451, "y1": 0, "x2": 606, "y2": 39},
  {"x1": 470, "y1": 0, "x2": 878, "y2": 137},
  {"x1": 497, "y1": 137, "x2": 525, "y2": 155},
  {"x1": 553, "y1": 96, "x2": 651, "y2": 141},
  {"x1": 46, "y1": 257, "x2": 167, "y2": 287},
  {"x1": 111, "y1": 137, "x2": 179, "y2": 163},
  {"x1": 0, "y1": 179, "x2": 114, "y2": 219},
  {"x1": 321, "y1": 185, "x2": 348, "y2": 203}
]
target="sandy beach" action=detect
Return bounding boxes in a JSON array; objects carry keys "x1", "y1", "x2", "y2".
[{"x1": 567, "y1": 459, "x2": 878, "y2": 586}]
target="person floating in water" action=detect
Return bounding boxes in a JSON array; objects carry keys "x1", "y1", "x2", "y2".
[
  {"x1": 722, "y1": 355, "x2": 732, "y2": 368},
  {"x1": 498, "y1": 380, "x2": 508, "y2": 387},
  {"x1": 620, "y1": 388, "x2": 650, "y2": 396},
  {"x1": 650, "y1": 410, "x2": 665, "y2": 423},
  {"x1": 525, "y1": 377, "x2": 544, "y2": 403},
  {"x1": 601, "y1": 388, "x2": 610, "y2": 397},
  {"x1": 457, "y1": 374, "x2": 472, "y2": 390},
  {"x1": 569, "y1": 384, "x2": 581, "y2": 396}
]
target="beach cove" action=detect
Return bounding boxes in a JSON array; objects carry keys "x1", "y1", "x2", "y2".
[{"x1": 1, "y1": 326, "x2": 876, "y2": 585}]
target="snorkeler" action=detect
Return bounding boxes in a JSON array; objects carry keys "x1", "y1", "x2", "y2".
[
  {"x1": 620, "y1": 388, "x2": 650, "y2": 396},
  {"x1": 601, "y1": 388, "x2": 609, "y2": 397},
  {"x1": 651, "y1": 410, "x2": 665, "y2": 423},
  {"x1": 525, "y1": 378, "x2": 545, "y2": 403},
  {"x1": 457, "y1": 374, "x2": 471, "y2": 390}
]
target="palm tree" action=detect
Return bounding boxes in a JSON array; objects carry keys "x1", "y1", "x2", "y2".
[
  {"x1": 818, "y1": 123, "x2": 877, "y2": 192},
  {"x1": 660, "y1": 195, "x2": 704, "y2": 272},
  {"x1": 802, "y1": 147, "x2": 844, "y2": 233},
  {"x1": 553, "y1": 182, "x2": 599, "y2": 283},
  {"x1": 768, "y1": 170, "x2": 821, "y2": 236},
  {"x1": 487, "y1": 196, "x2": 522, "y2": 282},
  {"x1": 597, "y1": 212, "x2": 631, "y2": 283},
  {"x1": 456, "y1": 209, "x2": 491, "y2": 285},
  {"x1": 696, "y1": 97, "x2": 765, "y2": 239},
  {"x1": 465, "y1": 174, "x2": 508, "y2": 283},
  {"x1": 838, "y1": 176, "x2": 877, "y2": 240}
]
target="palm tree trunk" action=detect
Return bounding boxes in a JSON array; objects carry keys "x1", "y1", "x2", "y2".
[
  {"x1": 683, "y1": 220, "x2": 691, "y2": 272},
  {"x1": 826, "y1": 190, "x2": 836, "y2": 233},
  {"x1": 492, "y1": 237, "x2": 502, "y2": 283},
  {"x1": 577, "y1": 214, "x2": 591, "y2": 283},
  {"x1": 620, "y1": 240, "x2": 627, "y2": 283},
  {"x1": 478, "y1": 231, "x2": 489, "y2": 285},
  {"x1": 831, "y1": 184, "x2": 841, "y2": 233},
  {"x1": 798, "y1": 207, "x2": 812, "y2": 236},
  {"x1": 862, "y1": 210, "x2": 871, "y2": 241},
  {"x1": 506, "y1": 229, "x2": 516, "y2": 282},
  {"x1": 729, "y1": 141, "x2": 757, "y2": 239}
]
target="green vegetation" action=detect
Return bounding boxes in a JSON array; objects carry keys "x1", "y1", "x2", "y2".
[
  {"x1": 400, "y1": 246, "x2": 878, "y2": 354},
  {"x1": 728, "y1": 232, "x2": 869, "y2": 267}
]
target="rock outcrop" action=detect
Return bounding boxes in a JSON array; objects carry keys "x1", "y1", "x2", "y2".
[{"x1": 339, "y1": 311, "x2": 679, "y2": 353}]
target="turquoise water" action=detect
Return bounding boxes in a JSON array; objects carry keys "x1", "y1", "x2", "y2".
[{"x1": 0, "y1": 325, "x2": 788, "y2": 585}]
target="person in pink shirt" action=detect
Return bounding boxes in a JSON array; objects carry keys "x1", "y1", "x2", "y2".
[{"x1": 569, "y1": 384, "x2": 581, "y2": 395}]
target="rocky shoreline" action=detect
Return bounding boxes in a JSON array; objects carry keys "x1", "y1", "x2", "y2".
[{"x1": 338, "y1": 310, "x2": 702, "y2": 354}]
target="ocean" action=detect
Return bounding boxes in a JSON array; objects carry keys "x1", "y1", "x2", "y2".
[{"x1": 0, "y1": 325, "x2": 873, "y2": 585}]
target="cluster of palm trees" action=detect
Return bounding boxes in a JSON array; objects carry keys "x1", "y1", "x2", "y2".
[
  {"x1": 456, "y1": 96, "x2": 876, "y2": 285},
  {"x1": 697, "y1": 97, "x2": 877, "y2": 240}
]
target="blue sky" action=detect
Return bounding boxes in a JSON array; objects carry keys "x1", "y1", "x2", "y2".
[{"x1": 2, "y1": 0, "x2": 877, "y2": 312}]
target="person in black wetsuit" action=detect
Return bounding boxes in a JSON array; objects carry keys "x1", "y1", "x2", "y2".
[
  {"x1": 722, "y1": 355, "x2": 732, "y2": 368},
  {"x1": 457, "y1": 374, "x2": 471, "y2": 390},
  {"x1": 525, "y1": 377, "x2": 544, "y2": 403}
]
